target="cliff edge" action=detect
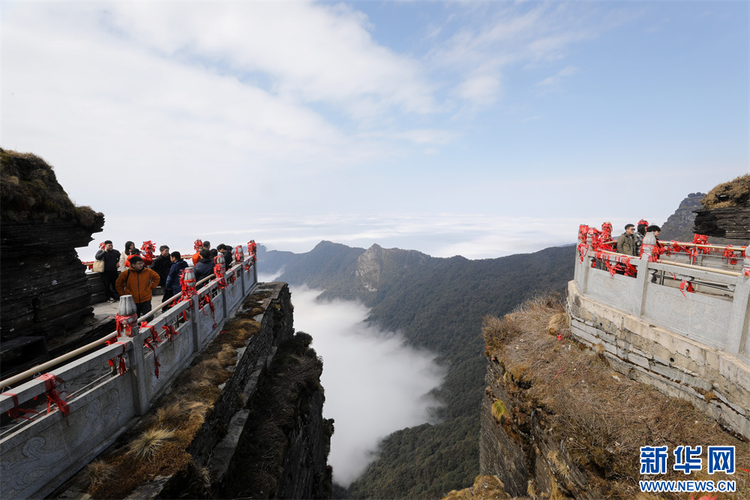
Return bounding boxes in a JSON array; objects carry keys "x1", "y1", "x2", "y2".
[{"x1": 457, "y1": 296, "x2": 749, "y2": 499}]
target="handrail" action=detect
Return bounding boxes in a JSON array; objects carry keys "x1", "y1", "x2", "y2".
[
  {"x1": 0, "y1": 262, "x2": 247, "y2": 390},
  {"x1": 657, "y1": 258, "x2": 741, "y2": 277},
  {"x1": 0, "y1": 332, "x2": 118, "y2": 390},
  {"x1": 592, "y1": 249, "x2": 742, "y2": 277},
  {"x1": 661, "y1": 241, "x2": 747, "y2": 251},
  {"x1": 601, "y1": 240, "x2": 746, "y2": 252}
]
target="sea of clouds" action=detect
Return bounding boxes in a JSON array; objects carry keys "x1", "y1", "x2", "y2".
[{"x1": 257, "y1": 273, "x2": 445, "y2": 487}]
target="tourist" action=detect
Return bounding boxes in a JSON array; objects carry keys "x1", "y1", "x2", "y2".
[
  {"x1": 151, "y1": 245, "x2": 171, "y2": 292},
  {"x1": 95, "y1": 240, "x2": 121, "y2": 303},
  {"x1": 115, "y1": 255, "x2": 160, "y2": 316},
  {"x1": 617, "y1": 224, "x2": 637, "y2": 256},
  {"x1": 164, "y1": 251, "x2": 189, "y2": 302},
  {"x1": 194, "y1": 249, "x2": 214, "y2": 282},
  {"x1": 217, "y1": 244, "x2": 233, "y2": 268},
  {"x1": 193, "y1": 240, "x2": 211, "y2": 265},
  {"x1": 119, "y1": 240, "x2": 141, "y2": 270},
  {"x1": 635, "y1": 219, "x2": 649, "y2": 255}
]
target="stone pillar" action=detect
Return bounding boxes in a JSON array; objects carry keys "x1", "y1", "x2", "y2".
[
  {"x1": 118, "y1": 295, "x2": 148, "y2": 415},
  {"x1": 632, "y1": 233, "x2": 655, "y2": 318},
  {"x1": 725, "y1": 242, "x2": 750, "y2": 356}
]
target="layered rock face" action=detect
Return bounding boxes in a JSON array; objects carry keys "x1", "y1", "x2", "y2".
[
  {"x1": 0, "y1": 150, "x2": 103, "y2": 349},
  {"x1": 693, "y1": 206, "x2": 750, "y2": 240}
]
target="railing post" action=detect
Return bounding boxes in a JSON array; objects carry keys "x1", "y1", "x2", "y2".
[
  {"x1": 118, "y1": 296, "x2": 149, "y2": 415},
  {"x1": 577, "y1": 230, "x2": 593, "y2": 293},
  {"x1": 726, "y1": 243, "x2": 750, "y2": 356},
  {"x1": 632, "y1": 233, "x2": 654, "y2": 318},
  {"x1": 191, "y1": 293, "x2": 202, "y2": 353}
]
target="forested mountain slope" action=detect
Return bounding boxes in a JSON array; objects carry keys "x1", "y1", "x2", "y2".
[{"x1": 258, "y1": 242, "x2": 575, "y2": 498}]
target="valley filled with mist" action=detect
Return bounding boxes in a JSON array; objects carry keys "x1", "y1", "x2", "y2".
[{"x1": 258, "y1": 241, "x2": 575, "y2": 497}]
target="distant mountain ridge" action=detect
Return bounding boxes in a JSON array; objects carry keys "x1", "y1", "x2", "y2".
[{"x1": 258, "y1": 241, "x2": 575, "y2": 497}]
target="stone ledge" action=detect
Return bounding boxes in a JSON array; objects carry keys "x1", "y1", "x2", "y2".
[{"x1": 569, "y1": 280, "x2": 750, "y2": 440}]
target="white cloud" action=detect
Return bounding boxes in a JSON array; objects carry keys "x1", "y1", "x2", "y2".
[
  {"x1": 536, "y1": 65, "x2": 577, "y2": 89},
  {"x1": 105, "y1": 1, "x2": 435, "y2": 117},
  {"x1": 291, "y1": 287, "x2": 444, "y2": 486}
]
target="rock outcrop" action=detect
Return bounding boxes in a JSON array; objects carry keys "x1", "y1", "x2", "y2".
[
  {"x1": 659, "y1": 192, "x2": 704, "y2": 242},
  {"x1": 478, "y1": 297, "x2": 749, "y2": 499},
  {"x1": 693, "y1": 206, "x2": 750, "y2": 240},
  {"x1": 0, "y1": 149, "x2": 104, "y2": 371},
  {"x1": 692, "y1": 175, "x2": 750, "y2": 240}
]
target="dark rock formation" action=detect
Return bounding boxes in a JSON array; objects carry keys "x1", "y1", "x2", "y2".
[
  {"x1": 693, "y1": 206, "x2": 750, "y2": 240},
  {"x1": 0, "y1": 149, "x2": 104, "y2": 371},
  {"x1": 691, "y1": 175, "x2": 750, "y2": 241},
  {"x1": 659, "y1": 192, "x2": 704, "y2": 242}
]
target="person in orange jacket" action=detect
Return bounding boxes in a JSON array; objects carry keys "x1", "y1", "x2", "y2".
[
  {"x1": 115, "y1": 256, "x2": 160, "y2": 316},
  {"x1": 192, "y1": 240, "x2": 210, "y2": 265}
]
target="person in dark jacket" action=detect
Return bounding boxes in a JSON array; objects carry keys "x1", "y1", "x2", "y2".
[
  {"x1": 164, "y1": 251, "x2": 189, "y2": 301},
  {"x1": 151, "y1": 245, "x2": 172, "y2": 293},
  {"x1": 95, "y1": 240, "x2": 121, "y2": 302},
  {"x1": 217, "y1": 244, "x2": 233, "y2": 269},
  {"x1": 194, "y1": 249, "x2": 214, "y2": 283}
]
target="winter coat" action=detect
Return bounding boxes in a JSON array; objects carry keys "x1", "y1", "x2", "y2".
[
  {"x1": 165, "y1": 259, "x2": 189, "y2": 295},
  {"x1": 617, "y1": 233, "x2": 637, "y2": 256},
  {"x1": 115, "y1": 267, "x2": 160, "y2": 303},
  {"x1": 95, "y1": 249, "x2": 121, "y2": 272},
  {"x1": 194, "y1": 258, "x2": 214, "y2": 282},
  {"x1": 151, "y1": 255, "x2": 172, "y2": 288}
]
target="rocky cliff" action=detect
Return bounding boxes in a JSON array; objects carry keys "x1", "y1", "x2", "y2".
[
  {"x1": 463, "y1": 296, "x2": 749, "y2": 499},
  {"x1": 52, "y1": 283, "x2": 333, "y2": 499},
  {"x1": 659, "y1": 192, "x2": 704, "y2": 242},
  {"x1": 0, "y1": 149, "x2": 104, "y2": 365}
]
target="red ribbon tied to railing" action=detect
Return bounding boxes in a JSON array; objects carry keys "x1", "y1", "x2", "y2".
[
  {"x1": 38, "y1": 373, "x2": 70, "y2": 417},
  {"x1": 162, "y1": 323, "x2": 178, "y2": 342},
  {"x1": 1, "y1": 392, "x2": 42, "y2": 422},
  {"x1": 723, "y1": 245, "x2": 739, "y2": 265},
  {"x1": 116, "y1": 313, "x2": 137, "y2": 337},
  {"x1": 680, "y1": 279, "x2": 695, "y2": 297},
  {"x1": 200, "y1": 294, "x2": 217, "y2": 328},
  {"x1": 106, "y1": 340, "x2": 128, "y2": 376},
  {"x1": 142, "y1": 336, "x2": 161, "y2": 379}
]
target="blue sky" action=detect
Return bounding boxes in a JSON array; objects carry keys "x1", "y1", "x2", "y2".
[{"x1": 2, "y1": 1, "x2": 747, "y2": 260}]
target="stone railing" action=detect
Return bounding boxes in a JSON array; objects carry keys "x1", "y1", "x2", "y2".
[
  {"x1": 0, "y1": 256, "x2": 258, "y2": 499},
  {"x1": 573, "y1": 231, "x2": 750, "y2": 361}
]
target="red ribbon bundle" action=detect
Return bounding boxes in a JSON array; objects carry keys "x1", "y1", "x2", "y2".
[
  {"x1": 162, "y1": 323, "x2": 178, "y2": 342},
  {"x1": 194, "y1": 239, "x2": 203, "y2": 252},
  {"x1": 200, "y1": 294, "x2": 217, "y2": 328},
  {"x1": 680, "y1": 279, "x2": 695, "y2": 297},
  {"x1": 141, "y1": 322, "x2": 161, "y2": 344},
  {"x1": 106, "y1": 340, "x2": 128, "y2": 376},
  {"x1": 179, "y1": 270, "x2": 197, "y2": 302},
  {"x1": 115, "y1": 313, "x2": 137, "y2": 337},
  {"x1": 142, "y1": 336, "x2": 161, "y2": 379},
  {"x1": 723, "y1": 245, "x2": 739, "y2": 265},
  {"x1": 213, "y1": 264, "x2": 227, "y2": 289},
  {"x1": 38, "y1": 373, "x2": 70, "y2": 417}
]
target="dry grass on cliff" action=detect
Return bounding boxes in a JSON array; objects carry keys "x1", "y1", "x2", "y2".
[
  {"x1": 0, "y1": 148, "x2": 102, "y2": 228},
  {"x1": 702, "y1": 174, "x2": 750, "y2": 209},
  {"x1": 483, "y1": 295, "x2": 750, "y2": 499},
  {"x1": 84, "y1": 304, "x2": 263, "y2": 499}
]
